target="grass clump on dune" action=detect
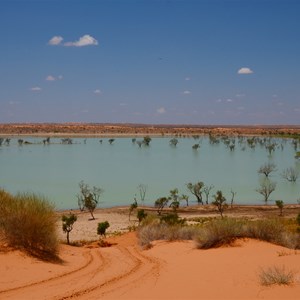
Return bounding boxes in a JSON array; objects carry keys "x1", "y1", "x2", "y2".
[
  {"x1": 259, "y1": 265, "x2": 295, "y2": 286},
  {"x1": 194, "y1": 218, "x2": 245, "y2": 249},
  {"x1": 137, "y1": 213, "x2": 198, "y2": 248},
  {"x1": 0, "y1": 189, "x2": 59, "y2": 260}
]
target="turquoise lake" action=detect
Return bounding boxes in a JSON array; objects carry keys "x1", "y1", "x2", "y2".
[{"x1": 0, "y1": 136, "x2": 299, "y2": 209}]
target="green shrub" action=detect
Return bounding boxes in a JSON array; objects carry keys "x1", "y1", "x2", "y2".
[
  {"x1": 259, "y1": 265, "x2": 295, "y2": 286},
  {"x1": 97, "y1": 221, "x2": 110, "y2": 237},
  {"x1": 62, "y1": 213, "x2": 77, "y2": 245},
  {"x1": 0, "y1": 191, "x2": 58, "y2": 259}
]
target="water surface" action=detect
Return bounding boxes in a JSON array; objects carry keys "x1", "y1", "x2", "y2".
[{"x1": 0, "y1": 136, "x2": 299, "y2": 209}]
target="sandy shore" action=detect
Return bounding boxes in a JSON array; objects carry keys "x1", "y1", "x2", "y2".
[{"x1": 1, "y1": 205, "x2": 300, "y2": 299}]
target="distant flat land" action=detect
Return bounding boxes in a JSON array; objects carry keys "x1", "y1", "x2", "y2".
[{"x1": 0, "y1": 123, "x2": 300, "y2": 137}]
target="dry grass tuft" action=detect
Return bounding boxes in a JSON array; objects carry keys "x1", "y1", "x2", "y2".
[{"x1": 259, "y1": 265, "x2": 295, "y2": 286}]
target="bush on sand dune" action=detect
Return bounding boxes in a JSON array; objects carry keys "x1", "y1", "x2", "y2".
[{"x1": 0, "y1": 190, "x2": 59, "y2": 260}]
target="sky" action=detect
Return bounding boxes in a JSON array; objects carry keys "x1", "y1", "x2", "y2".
[{"x1": 0, "y1": 0, "x2": 300, "y2": 125}]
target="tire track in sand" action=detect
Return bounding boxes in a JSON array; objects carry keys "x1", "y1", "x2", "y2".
[{"x1": 0, "y1": 236, "x2": 161, "y2": 300}]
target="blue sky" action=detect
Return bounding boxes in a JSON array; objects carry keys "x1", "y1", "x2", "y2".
[{"x1": 0, "y1": 0, "x2": 299, "y2": 125}]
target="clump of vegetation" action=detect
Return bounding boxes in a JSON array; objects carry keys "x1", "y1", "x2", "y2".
[
  {"x1": 0, "y1": 190, "x2": 59, "y2": 259},
  {"x1": 97, "y1": 221, "x2": 110, "y2": 237},
  {"x1": 195, "y1": 218, "x2": 244, "y2": 249},
  {"x1": 62, "y1": 213, "x2": 77, "y2": 245},
  {"x1": 275, "y1": 200, "x2": 284, "y2": 216},
  {"x1": 77, "y1": 180, "x2": 103, "y2": 220},
  {"x1": 129, "y1": 198, "x2": 138, "y2": 220},
  {"x1": 259, "y1": 265, "x2": 295, "y2": 286},
  {"x1": 137, "y1": 209, "x2": 147, "y2": 225}
]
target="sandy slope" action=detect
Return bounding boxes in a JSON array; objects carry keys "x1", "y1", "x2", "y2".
[{"x1": 0, "y1": 232, "x2": 299, "y2": 300}]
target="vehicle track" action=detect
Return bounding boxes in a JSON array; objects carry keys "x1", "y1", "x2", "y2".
[{"x1": 0, "y1": 241, "x2": 161, "y2": 300}]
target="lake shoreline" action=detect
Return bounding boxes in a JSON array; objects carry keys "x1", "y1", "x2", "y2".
[{"x1": 1, "y1": 123, "x2": 300, "y2": 137}]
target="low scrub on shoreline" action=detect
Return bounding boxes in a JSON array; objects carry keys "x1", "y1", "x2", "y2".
[
  {"x1": 137, "y1": 214, "x2": 300, "y2": 250},
  {"x1": 0, "y1": 189, "x2": 59, "y2": 260}
]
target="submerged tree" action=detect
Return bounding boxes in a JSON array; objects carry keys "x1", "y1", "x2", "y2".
[
  {"x1": 169, "y1": 138, "x2": 179, "y2": 147},
  {"x1": 187, "y1": 182, "x2": 204, "y2": 205},
  {"x1": 77, "y1": 181, "x2": 103, "y2": 220},
  {"x1": 137, "y1": 184, "x2": 147, "y2": 204},
  {"x1": 143, "y1": 136, "x2": 152, "y2": 146},
  {"x1": 256, "y1": 179, "x2": 276, "y2": 203},
  {"x1": 258, "y1": 163, "x2": 277, "y2": 177},
  {"x1": 281, "y1": 167, "x2": 299, "y2": 182}
]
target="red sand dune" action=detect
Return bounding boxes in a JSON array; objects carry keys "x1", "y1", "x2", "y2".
[{"x1": 0, "y1": 232, "x2": 299, "y2": 300}]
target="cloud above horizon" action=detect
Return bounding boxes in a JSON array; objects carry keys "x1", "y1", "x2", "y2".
[
  {"x1": 48, "y1": 36, "x2": 63, "y2": 46},
  {"x1": 46, "y1": 75, "x2": 55, "y2": 81},
  {"x1": 157, "y1": 107, "x2": 166, "y2": 114},
  {"x1": 237, "y1": 67, "x2": 254, "y2": 74},
  {"x1": 48, "y1": 35, "x2": 98, "y2": 47},
  {"x1": 30, "y1": 87, "x2": 42, "y2": 91}
]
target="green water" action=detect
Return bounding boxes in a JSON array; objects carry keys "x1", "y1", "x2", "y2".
[{"x1": 0, "y1": 136, "x2": 299, "y2": 209}]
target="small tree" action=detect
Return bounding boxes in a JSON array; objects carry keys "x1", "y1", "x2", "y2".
[
  {"x1": 62, "y1": 214, "x2": 77, "y2": 245},
  {"x1": 168, "y1": 188, "x2": 180, "y2": 212},
  {"x1": 77, "y1": 181, "x2": 103, "y2": 220},
  {"x1": 192, "y1": 144, "x2": 200, "y2": 150},
  {"x1": 108, "y1": 138, "x2": 115, "y2": 144},
  {"x1": 203, "y1": 184, "x2": 214, "y2": 205},
  {"x1": 275, "y1": 200, "x2": 284, "y2": 216},
  {"x1": 212, "y1": 190, "x2": 228, "y2": 218},
  {"x1": 97, "y1": 221, "x2": 110, "y2": 237},
  {"x1": 154, "y1": 197, "x2": 169, "y2": 215},
  {"x1": 137, "y1": 209, "x2": 147, "y2": 225},
  {"x1": 258, "y1": 163, "x2": 277, "y2": 177},
  {"x1": 181, "y1": 194, "x2": 189, "y2": 207},
  {"x1": 187, "y1": 182, "x2": 204, "y2": 205},
  {"x1": 256, "y1": 179, "x2": 276, "y2": 203}
]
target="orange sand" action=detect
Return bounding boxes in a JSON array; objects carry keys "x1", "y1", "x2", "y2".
[{"x1": 0, "y1": 232, "x2": 299, "y2": 300}]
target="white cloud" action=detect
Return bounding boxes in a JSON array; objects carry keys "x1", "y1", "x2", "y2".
[
  {"x1": 48, "y1": 36, "x2": 63, "y2": 45},
  {"x1": 237, "y1": 67, "x2": 253, "y2": 74},
  {"x1": 236, "y1": 93, "x2": 245, "y2": 98},
  {"x1": 183, "y1": 90, "x2": 191, "y2": 95},
  {"x1": 216, "y1": 99, "x2": 222, "y2": 103},
  {"x1": 94, "y1": 89, "x2": 102, "y2": 94},
  {"x1": 30, "y1": 87, "x2": 42, "y2": 91},
  {"x1": 64, "y1": 35, "x2": 98, "y2": 47},
  {"x1": 46, "y1": 75, "x2": 56, "y2": 81},
  {"x1": 58, "y1": 75, "x2": 63, "y2": 80},
  {"x1": 157, "y1": 107, "x2": 166, "y2": 114},
  {"x1": 226, "y1": 99, "x2": 233, "y2": 102},
  {"x1": 185, "y1": 77, "x2": 191, "y2": 81}
]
